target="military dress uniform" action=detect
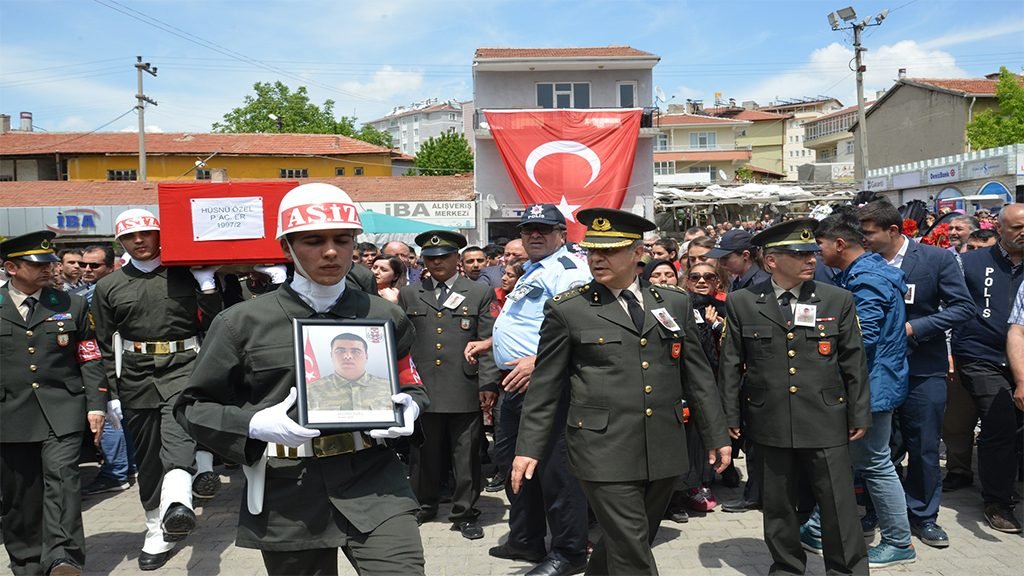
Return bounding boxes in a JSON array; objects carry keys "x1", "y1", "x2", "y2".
[
  {"x1": 0, "y1": 232, "x2": 106, "y2": 575},
  {"x1": 90, "y1": 262, "x2": 223, "y2": 539},
  {"x1": 516, "y1": 210, "x2": 730, "y2": 575},
  {"x1": 399, "y1": 230, "x2": 500, "y2": 532},
  {"x1": 719, "y1": 219, "x2": 871, "y2": 575},
  {"x1": 175, "y1": 281, "x2": 429, "y2": 575},
  {"x1": 308, "y1": 371, "x2": 394, "y2": 411}
]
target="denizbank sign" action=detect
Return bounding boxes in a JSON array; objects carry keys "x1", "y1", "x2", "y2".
[
  {"x1": 926, "y1": 165, "x2": 959, "y2": 184},
  {"x1": 356, "y1": 201, "x2": 476, "y2": 228}
]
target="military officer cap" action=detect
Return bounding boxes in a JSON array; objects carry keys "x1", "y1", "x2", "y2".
[
  {"x1": 518, "y1": 203, "x2": 566, "y2": 228},
  {"x1": 0, "y1": 230, "x2": 60, "y2": 263},
  {"x1": 414, "y1": 229, "x2": 467, "y2": 257},
  {"x1": 751, "y1": 218, "x2": 820, "y2": 252},
  {"x1": 576, "y1": 208, "x2": 657, "y2": 249}
]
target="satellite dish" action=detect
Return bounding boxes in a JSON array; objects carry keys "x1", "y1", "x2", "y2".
[
  {"x1": 655, "y1": 87, "x2": 667, "y2": 104},
  {"x1": 485, "y1": 194, "x2": 499, "y2": 211},
  {"x1": 718, "y1": 169, "x2": 729, "y2": 181}
]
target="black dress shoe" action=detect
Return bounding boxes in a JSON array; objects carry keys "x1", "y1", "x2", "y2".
[
  {"x1": 47, "y1": 559, "x2": 82, "y2": 576},
  {"x1": 161, "y1": 504, "x2": 196, "y2": 542},
  {"x1": 415, "y1": 509, "x2": 437, "y2": 525},
  {"x1": 942, "y1": 472, "x2": 973, "y2": 492},
  {"x1": 720, "y1": 465, "x2": 742, "y2": 488},
  {"x1": 192, "y1": 470, "x2": 222, "y2": 499},
  {"x1": 488, "y1": 542, "x2": 546, "y2": 563},
  {"x1": 721, "y1": 499, "x2": 761, "y2": 513},
  {"x1": 485, "y1": 473, "x2": 505, "y2": 493},
  {"x1": 451, "y1": 519, "x2": 485, "y2": 540},
  {"x1": 525, "y1": 555, "x2": 587, "y2": 576},
  {"x1": 138, "y1": 551, "x2": 170, "y2": 571},
  {"x1": 664, "y1": 506, "x2": 690, "y2": 524}
]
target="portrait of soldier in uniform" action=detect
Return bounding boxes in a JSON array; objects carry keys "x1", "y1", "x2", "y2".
[{"x1": 306, "y1": 331, "x2": 396, "y2": 423}]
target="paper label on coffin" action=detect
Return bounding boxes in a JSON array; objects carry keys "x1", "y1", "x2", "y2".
[{"x1": 190, "y1": 196, "x2": 265, "y2": 241}]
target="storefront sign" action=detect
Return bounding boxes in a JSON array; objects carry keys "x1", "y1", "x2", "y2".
[
  {"x1": 964, "y1": 159, "x2": 1005, "y2": 179},
  {"x1": 47, "y1": 208, "x2": 101, "y2": 234},
  {"x1": 926, "y1": 165, "x2": 959, "y2": 184},
  {"x1": 500, "y1": 206, "x2": 526, "y2": 219},
  {"x1": 864, "y1": 176, "x2": 888, "y2": 191},
  {"x1": 891, "y1": 171, "x2": 921, "y2": 188},
  {"x1": 357, "y1": 201, "x2": 476, "y2": 228},
  {"x1": 190, "y1": 196, "x2": 265, "y2": 241}
]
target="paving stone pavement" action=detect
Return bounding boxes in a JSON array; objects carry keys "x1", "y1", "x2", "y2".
[{"x1": 2, "y1": 458, "x2": 1020, "y2": 575}]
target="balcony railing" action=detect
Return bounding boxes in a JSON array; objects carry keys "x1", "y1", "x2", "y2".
[
  {"x1": 474, "y1": 106, "x2": 660, "y2": 130},
  {"x1": 654, "y1": 144, "x2": 753, "y2": 153}
]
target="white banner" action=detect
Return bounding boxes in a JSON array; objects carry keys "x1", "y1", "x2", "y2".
[
  {"x1": 864, "y1": 176, "x2": 888, "y2": 191},
  {"x1": 190, "y1": 196, "x2": 265, "y2": 242},
  {"x1": 926, "y1": 165, "x2": 959, "y2": 184},
  {"x1": 965, "y1": 159, "x2": 1005, "y2": 179}
]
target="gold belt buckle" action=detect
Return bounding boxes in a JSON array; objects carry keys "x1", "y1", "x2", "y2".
[
  {"x1": 312, "y1": 433, "x2": 357, "y2": 458},
  {"x1": 153, "y1": 341, "x2": 171, "y2": 355}
]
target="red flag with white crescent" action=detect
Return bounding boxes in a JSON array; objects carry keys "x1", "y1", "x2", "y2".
[
  {"x1": 304, "y1": 336, "x2": 320, "y2": 382},
  {"x1": 485, "y1": 109, "x2": 643, "y2": 241}
]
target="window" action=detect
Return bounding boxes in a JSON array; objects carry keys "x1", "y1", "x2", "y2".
[
  {"x1": 279, "y1": 168, "x2": 308, "y2": 178},
  {"x1": 335, "y1": 167, "x2": 346, "y2": 176},
  {"x1": 354, "y1": 167, "x2": 364, "y2": 176},
  {"x1": 617, "y1": 81, "x2": 637, "y2": 108},
  {"x1": 536, "y1": 82, "x2": 590, "y2": 109},
  {"x1": 448, "y1": 113, "x2": 457, "y2": 121},
  {"x1": 845, "y1": 141, "x2": 855, "y2": 155},
  {"x1": 0, "y1": 175, "x2": 13, "y2": 182},
  {"x1": 448, "y1": 126, "x2": 457, "y2": 134},
  {"x1": 106, "y1": 169, "x2": 137, "y2": 181},
  {"x1": 689, "y1": 165, "x2": 716, "y2": 181},
  {"x1": 654, "y1": 161, "x2": 675, "y2": 175},
  {"x1": 195, "y1": 169, "x2": 211, "y2": 180},
  {"x1": 689, "y1": 132, "x2": 716, "y2": 149},
  {"x1": 655, "y1": 133, "x2": 669, "y2": 151}
]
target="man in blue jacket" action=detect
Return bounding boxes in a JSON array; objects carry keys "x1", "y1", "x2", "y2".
[
  {"x1": 805, "y1": 208, "x2": 916, "y2": 568},
  {"x1": 858, "y1": 200, "x2": 975, "y2": 548},
  {"x1": 951, "y1": 203, "x2": 1024, "y2": 534}
]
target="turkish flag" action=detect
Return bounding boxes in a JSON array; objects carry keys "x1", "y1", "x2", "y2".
[
  {"x1": 485, "y1": 109, "x2": 642, "y2": 241},
  {"x1": 304, "y1": 336, "x2": 320, "y2": 383}
]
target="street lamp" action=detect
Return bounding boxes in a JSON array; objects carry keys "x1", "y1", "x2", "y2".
[
  {"x1": 827, "y1": 5, "x2": 888, "y2": 183},
  {"x1": 268, "y1": 113, "x2": 283, "y2": 132}
]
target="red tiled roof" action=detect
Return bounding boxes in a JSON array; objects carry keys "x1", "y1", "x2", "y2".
[
  {"x1": 703, "y1": 107, "x2": 791, "y2": 121},
  {"x1": 475, "y1": 46, "x2": 657, "y2": 59},
  {"x1": 658, "y1": 114, "x2": 749, "y2": 127},
  {"x1": 0, "y1": 174, "x2": 475, "y2": 207},
  {"x1": 0, "y1": 132, "x2": 394, "y2": 157},
  {"x1": 654, "y1": 150, "x2": 752, "y2": 162},
  {"x1": 905, "y1": 77, "x2": 1015, "y2": 96},
  {"x1": 746, "y1": 164, "x2": 786, "y2": 177}
]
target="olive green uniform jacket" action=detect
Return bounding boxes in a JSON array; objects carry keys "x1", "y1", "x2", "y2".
[
  {"x1": 517, "y1": 282, "x2": 730, "y2": 482},
  {"x1": 175, "y1": 281, "x2": 428, "y2": 550},
  {"x1": 398, "y1": 275, "x2": 499, "y2": 413},
  {"x1": 91, "y1": 263, "x2": 222, "y2": 408},
  {"x1": 719, "y1": 280, "x2": 871, "y2": 448},
  {"x1": 0, "y1": 286, "x2": 106, "y2": 442}
]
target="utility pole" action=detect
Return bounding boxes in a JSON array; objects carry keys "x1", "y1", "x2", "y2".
[
  {"x1": 828, "y1": 6, "x2": 887, "y2": 184},
  {"x1": 135, "y1": 56, "x2": 158, "y2": 181}
]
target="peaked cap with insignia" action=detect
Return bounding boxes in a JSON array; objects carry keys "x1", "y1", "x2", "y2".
[
  {"x1": 751, "y1": 218, "x2": 820, "y2": 252},
  {"x1": 576, "y1": 208, "x2": 657, "y2": 249},
  {"x1": 0, "y1": 230, "x2": 60, "y2": 263},
  {"x1": 414, "y1": 229, "x2": 467, "y2": 257}
]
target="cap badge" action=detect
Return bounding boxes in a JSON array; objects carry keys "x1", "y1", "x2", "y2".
[
  {"x1": 530, "y1": 205, "x2": 545, "y2": 216},
  {"x1": 430, "y1": 236, "x2": 441, "y2": 245},
  {"x1": 800, "y1": 229, "x2": 813, "y2": 241},
  {"x1": 592, "y1": 217, "x2": 612, "y2": 232},
  {"x1": 40, "y1": 239, "x2": 52, "y2": 250}
]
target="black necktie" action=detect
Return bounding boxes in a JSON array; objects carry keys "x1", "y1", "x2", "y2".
[
  {"x1": 437, "y1": 282, "x2": 450, "y2": 307},
  {"x1": 779, "y1": 291, "x2": 795, "y2": 325},
  {"x1": 621, "y1": 290, "x2": 644, "y2": 332},
  {"x1": 23, "y1": 296, "x2": 38, "y2": 321}
]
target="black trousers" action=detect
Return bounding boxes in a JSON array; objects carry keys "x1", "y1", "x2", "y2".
[
  {"x1": 410, "y1": 411, "x2": 482, "y2": 521},
  {"x1": 958, "y1": 358, "x2": 1023, "y2": 506},
  {"x1": 123, "y1": 393, "x2": 197, "y2": 510},
  {"x1": 260, "y1": 512, "x2": 424, "y2": 576},
  {"x1": 759, "y1": 443, "x2": 867, "y2": 576},
  {"x1": 1, "y1": 431, "x2": 85, "y2": 575},
  {"x1": 580, "y1": 477, "x2": 675, "y2": 576},
  {"x1": 498, "y1": 390, "x2": 589, "y2": 563}
]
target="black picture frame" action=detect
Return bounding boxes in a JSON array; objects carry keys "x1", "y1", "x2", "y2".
[{"x1": 293, "y1": 318, "x2": 404, "y2": 432}]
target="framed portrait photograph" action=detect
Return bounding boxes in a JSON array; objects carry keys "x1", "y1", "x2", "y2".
[{"x1": 293, "y1": 318, "x2": 403, "y2": 432}]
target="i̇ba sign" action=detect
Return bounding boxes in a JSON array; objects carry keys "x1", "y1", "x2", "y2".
[{"x1": 357, "y1": 201, "x2": 476, "y2": 228}]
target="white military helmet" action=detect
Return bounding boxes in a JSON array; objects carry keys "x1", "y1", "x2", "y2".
[
  {"x1": 275, "y1": 183, "x2": 362, "y2": 240},
  {"x1": 114, "y1": 208, "x2": 161, "y2": 238}
]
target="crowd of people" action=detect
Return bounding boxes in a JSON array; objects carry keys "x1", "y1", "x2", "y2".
[{"x1": 1, "y1": 184, "x2": 1021, "y2": 576}]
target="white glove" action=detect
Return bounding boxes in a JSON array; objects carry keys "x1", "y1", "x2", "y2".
[
  {"x1": 248, "y1": 387, "x2": 320, "y2": 447},
  {"x1": 106, "y1": 399, "x2": 123, "y2": 429},
  {"x1": 369, "y1": 393, "x2": 420, "y2": 439},
  {"x1": 190, "y1": 265, "x2": 221, "y2": 291},
  {"x1": 253, "y1": 264, "x2": 288, "y2": 285}
]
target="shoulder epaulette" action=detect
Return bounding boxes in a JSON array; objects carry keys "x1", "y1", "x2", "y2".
[
  {"x1": 557, "y1": 255, "x2": 578, "y2": 270},
  {"x1": 552, "y1": 283, "x2": 590, "y2": 302}
]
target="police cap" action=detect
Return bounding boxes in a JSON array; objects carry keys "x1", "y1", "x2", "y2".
[
  {"x1": 518, "y1": 203, "x2": 566, "y2": 228},
  {"x1": 706, "y1": 229, "x2": 755, "y2": 258},
  {"x1": 414, "y1": 229, "x2": 467, "y2": 257},
  {"x1": 0, "y1": 231, "x2": 60, "y2": 263},
  {"x1": 577, "y1": 208, "x2": 657, "y2": 249},
  {"x1": 751, "y1": 218, "x2": 820, "y2": 252}
]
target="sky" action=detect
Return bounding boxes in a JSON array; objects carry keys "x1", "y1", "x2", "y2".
[{"x1": 1, "y1": 0, "x2": 1022, "y2": 135}]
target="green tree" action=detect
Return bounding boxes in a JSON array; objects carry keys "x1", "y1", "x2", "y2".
[
  {"x1": 734, "y1": 165, "x2": 754, "y2": 182},
  {"x1": 966, "y1": 67, "x2": 1024, "y2": 150},
  {"x1": 213, "y1": 81, "x2": 392, "y2": 147},
  {"x1": 408, "y1": 132, "x2": 474, "y2": 176}
]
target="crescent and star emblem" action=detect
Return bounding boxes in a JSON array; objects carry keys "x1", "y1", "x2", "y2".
[{"x1": 524, "y1": 140, "x2": 601, "y2": 189}]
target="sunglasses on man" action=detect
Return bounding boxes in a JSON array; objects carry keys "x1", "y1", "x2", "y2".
[{"x1": 81, "y1": 262, "x2": 107, "y2": 269}]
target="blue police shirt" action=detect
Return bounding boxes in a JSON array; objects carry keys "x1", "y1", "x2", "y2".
[{"x1": 492, "y1": 246, "x2": 591, "y2": 368}]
